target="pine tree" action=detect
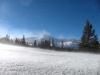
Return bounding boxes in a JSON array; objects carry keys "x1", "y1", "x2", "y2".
[
  {"x1": 34, "y1": 40, "x2": 37, "y2": 47},
  {"x1": 5, "y1": 34, "x2": 10, "y2": 41},
  {"x1": 21, "y1": 35, "x2": 26, "y2": 45},
  {"x1": 80, "y1": 20, "x2": 99, "y2": 49},
  {"x1": 15, "y1": 38, "x2": 18, "y2": 44}
]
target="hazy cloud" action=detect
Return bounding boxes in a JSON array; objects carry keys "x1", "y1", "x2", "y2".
[
  {"x1": 10, "y1": 30, "x2": 50, "y2": 39},
  {"x1": 0, "y1": 23, "x2": 50, "y2": 39},
  {"x1": 66, "y1": 35, "x2": 78, "y2": 40},
  {"x1": 58, "y1": 34, "x2": 65, "y2": 39},
  {"x1": 0, "y1": 1, "x2": 11, "y2": 18},
  {"x1": 19, "y1": 0, "x2": 33, "y2": 6},
  {"x1": 0, "y1": 23, "x2": 10, "y2": 37}
]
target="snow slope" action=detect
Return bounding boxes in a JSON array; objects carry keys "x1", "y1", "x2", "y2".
[{"x1": 0, "y1": 43, "x2": 100, "y2": 75}]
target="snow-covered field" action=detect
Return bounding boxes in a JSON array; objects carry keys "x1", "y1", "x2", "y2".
[{"x1": 0, "y1": 43, "x2": 100, "y2": 75}]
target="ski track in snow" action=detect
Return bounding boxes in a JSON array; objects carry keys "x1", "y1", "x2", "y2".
[{"x1": 0, "y1": 43, "x2": 100, "y2": 75}]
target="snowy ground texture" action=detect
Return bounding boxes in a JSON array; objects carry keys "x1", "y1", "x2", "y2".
[{"x1": 0, "y1": 43, "x2": 100, "y2": 75}]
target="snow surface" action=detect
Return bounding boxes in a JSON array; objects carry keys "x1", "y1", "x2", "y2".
[{"x1": 0, "y1": 43, "x2": 100, "y2": 75}]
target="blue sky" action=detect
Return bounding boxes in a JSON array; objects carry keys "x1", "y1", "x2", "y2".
[{"x1": 0, "y1": 0, "x2": 100, "y2": 39}]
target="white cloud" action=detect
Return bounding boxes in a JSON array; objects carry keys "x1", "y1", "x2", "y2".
[{"x1": 34, "y1": 30, "x2": 51, "y2": 38}]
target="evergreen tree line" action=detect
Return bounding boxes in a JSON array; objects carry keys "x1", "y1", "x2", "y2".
[
  {"x1": 15, "y1": 35, "x2": 27, "y2": 45},
  {"x1": 33, "y1": 20, "x2": 100, "y2": 51},
  {"x1": 0, "y1": 20, "x2": 99, "y2": 52}
]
